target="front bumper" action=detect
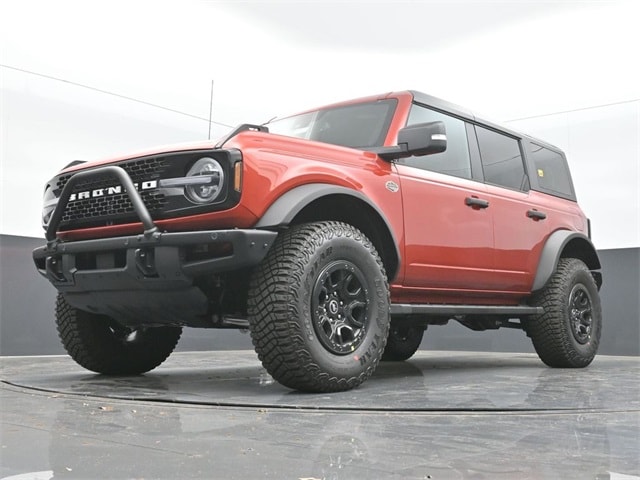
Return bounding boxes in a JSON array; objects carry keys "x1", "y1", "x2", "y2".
[
  {"x1": 33, "y1": 228, "x2": 277, "y2": 291},
  {"x1": 33, "y1": 164, "x2": 277, "y2": 327},
  {"x1": 33, "y1": 229, "x2": 277, "y2": 326}
]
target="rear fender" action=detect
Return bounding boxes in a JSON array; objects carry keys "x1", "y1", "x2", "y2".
[{"x1": 532, "y1": 230, "x2": 602, "y2": 291}]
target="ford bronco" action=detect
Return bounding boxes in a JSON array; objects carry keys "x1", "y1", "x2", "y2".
[{"x1": 33, "y1": 90, "x2": 603, "y2": 392}]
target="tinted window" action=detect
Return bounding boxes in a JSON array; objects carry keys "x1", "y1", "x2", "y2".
[
  {"x1": 268, "y1": 99, "x2": 396, "y2": 149},
  {"x1": 401, "y1": 104, "x2": 472, "y2": 179},
  {"x1": 530, "y1": 143, "x2": 574, "y2": 198},
  {"x1": 476, "y1": 126, "x2": 529, "y2": 191}
]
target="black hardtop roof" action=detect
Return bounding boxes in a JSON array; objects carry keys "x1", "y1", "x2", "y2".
[{"x1": 408, "y1": 90, "x2": 564, "y2": 154}]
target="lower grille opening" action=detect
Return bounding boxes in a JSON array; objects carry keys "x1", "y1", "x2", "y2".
[
  {"x1": 76, "y1": 250, "x2": 127, "y2": 270},
  {"x1": 185, "y1": 242, "x2": 233, "y2": 262}
]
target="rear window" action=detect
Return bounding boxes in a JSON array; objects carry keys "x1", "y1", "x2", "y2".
[
  {"x1": 530, "y1": 143, "x2": 575, "y2": 199},
  {"x1": 476, "y1": 126, "x2": 529, "y2": 191}
]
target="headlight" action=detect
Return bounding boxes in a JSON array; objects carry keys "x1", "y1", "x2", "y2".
[
  {"x1": 184, "y1": 157, "x2": 225, "y2": 204},
  {"x1": 42, "y1": 185, "x2": 58, "y2": 229}
]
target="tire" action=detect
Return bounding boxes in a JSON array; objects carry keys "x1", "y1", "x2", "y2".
[
  {"x1": 55, "y1": 293, "x2": 182, "y2": 375},
  {"x1": 525, "y1": 258, "x2": 602, "y2": 368},
  {"x1": 382, "y1": 324, "x2": 425, "y2": 361},
  {"x1": 247, "y1": 221, "x2": 390, "y2": 392}
]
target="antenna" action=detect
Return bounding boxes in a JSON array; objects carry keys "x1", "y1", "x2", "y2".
[{"x1": 208, "y1": 79, "x2": 214, "y2": 140}]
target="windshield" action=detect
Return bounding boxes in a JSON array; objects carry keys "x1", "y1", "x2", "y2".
[{"x1": 267, "y1": 99, "x2": 397, "y2": 149}]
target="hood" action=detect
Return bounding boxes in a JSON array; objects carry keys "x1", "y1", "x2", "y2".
[{"x1": 59, "y1": 139, "x2": 220, "y2": 174}]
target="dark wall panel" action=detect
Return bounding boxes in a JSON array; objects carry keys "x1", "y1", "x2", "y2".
[
  {"x1": 1, "y1": 235, "x2": 637, "y2": 356},
  {"x1": 595, "y1": 248, "x2": 640, "y2": 356},
  {"x1": 0, "y1": 235, "x2": 252, "y2": 356},
  {"x1": 421, "y1": 247, "x2": 639, "y2": 356}
]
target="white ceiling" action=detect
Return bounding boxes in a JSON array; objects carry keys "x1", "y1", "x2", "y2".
[{"x1": 218, "y1": 0, "x2": 583, "y2": 53}]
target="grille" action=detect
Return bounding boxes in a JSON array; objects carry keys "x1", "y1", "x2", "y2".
[
  {"x1": 60, "y1": 191, "x2": 168, "y2": 224},
  {"x1": 57, "y1": 157, "x2": 170, "y2": 230},
  {"x1": 56, "y1": 157, "x2": 168, "y2": 190}
]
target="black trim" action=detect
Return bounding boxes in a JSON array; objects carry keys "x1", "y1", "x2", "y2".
[
  {"x1": 34, "y1": 229, "x2": 277, "y2": 289},
  {"x1": 33, "y1": 228, "x2": 277, "y2": 328},
  {"x1": 532, "y1": 230, "x2": 601, "y2": 291},
  {"x1": 215, "y1": 124, "x2": 269, "y2": 148},
  {"x1": 465, "y1": 122, "x2": 484, "y2": 182},
  {"x1": 390, "y1": 304, "x2": 543, "y2": 316},
  {"x1": 61, "y1": 160, "x2": 86, "y2": 170},
  {"x1": 258, "y1": 184, "x2": 399, "y2": 247},
  {"x1": 409, "y1": 91, "x2": 566, "y2": 155},
  {"x1": 254, "y1": 183, "x2": 402, "y2": 279},
  {"x1": 527, "y1": 209, "x2": 547, "y2": 220},
  {"x1": 465, "y1": 197, "x2": 490, "y2": 209}
]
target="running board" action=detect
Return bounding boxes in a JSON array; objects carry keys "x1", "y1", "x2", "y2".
[{"x1": 390, "y1": 304, "x2": 543, "y2": 316}]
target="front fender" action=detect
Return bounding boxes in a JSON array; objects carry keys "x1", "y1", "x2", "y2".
[
  {"x1": 255, "y1": 183, "x2": 389, "y2": 231},
  {"x1": 254, "y1": 183, "x2": 401, "y2": 279}
]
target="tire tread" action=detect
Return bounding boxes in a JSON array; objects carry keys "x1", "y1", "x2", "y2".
[
  {"x1": 55, "y1": 294, "x2": 181, "y2": 375},
  {"x1": 248, "y1": 221, "x2": 389, "y2": 392},
  {"x1": 525, "y1": 258, "x2": 601, "y2": 368}
]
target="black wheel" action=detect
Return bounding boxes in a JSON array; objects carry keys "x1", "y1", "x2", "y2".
[
  {"x1": 382, "y1": 324, "x2": 425, "y2": 361},
  {"x1": 247, "y1": 221, "x2": 390, "y2": 392},
  {"x1": 55, "y1": 293, "x2": 182, "y2": 375},
  {"x1": 525, "y1": 258, "x2": 602, "y2": 368}
]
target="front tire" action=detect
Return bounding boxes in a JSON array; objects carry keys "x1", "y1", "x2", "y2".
[
  {"x1": 247, "y1": 222, "x2": 390, "y2": 392},
  {"x1": 525, "y1": 258, "x2": 602, "y2": 368},
  {"x1": 56, "y1": 294, "x2": 182, "y2": 375}
]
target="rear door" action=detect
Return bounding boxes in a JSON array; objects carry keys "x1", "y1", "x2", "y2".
[{"x1": 472, "y1": 125, "x2": 539, "y2": 292}]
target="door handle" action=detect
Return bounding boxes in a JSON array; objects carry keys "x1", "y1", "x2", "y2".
[
  {"x1": 527, "y1": 209, "x2": 547, "y2": 220},
  {"x1": 465, "y1": 196, "x2": 490, "y2": 209}
]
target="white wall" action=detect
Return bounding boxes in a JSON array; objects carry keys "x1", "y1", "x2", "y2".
[
  {"x1": 1, "y1": 67, "x2": 226, "y2": 237},
  {"x1": 507, "y1": 101, "x2": 640, "y2": 250},
  {"x1": 1, "y1": 0, "x2": 639, "y2": 248}
]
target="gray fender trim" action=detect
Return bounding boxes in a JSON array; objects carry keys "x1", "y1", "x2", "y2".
[
  {"x1": 255, "y1": 183, "x2": 384, "y2": 229},
  {"x1": 254, "y1": 182, "x2": 400, "y2": 267},
  {"x1": 532, "y1": 230, "x2": 601, "y2": 291}
]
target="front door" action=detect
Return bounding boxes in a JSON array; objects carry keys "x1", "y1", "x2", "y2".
[{"x1": 394, "y1": 104, "x2": 494, "y2": 293}]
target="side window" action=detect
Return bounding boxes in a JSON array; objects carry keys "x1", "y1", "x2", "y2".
[
  {"x1": 475, "y1": 126, "x2": 529, "y2": 191},
  {"x1": 401, "y1": 104, "x2": 472, "y2": 179},
  {"x1": 530, "y1": 143, "x2": 574, "y2": 198}
]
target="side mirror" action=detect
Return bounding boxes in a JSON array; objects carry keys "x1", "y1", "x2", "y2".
[
  {"x1": 370, "y1": 121, "x2": 447, "y2": 161},
  {"x1": 398, "y1": 121, "x2": 447, "y2": 157}
]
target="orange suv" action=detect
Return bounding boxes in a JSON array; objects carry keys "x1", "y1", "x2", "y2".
[{"x1": 34, "y1": 91, "x2": 603, "y2": 392}]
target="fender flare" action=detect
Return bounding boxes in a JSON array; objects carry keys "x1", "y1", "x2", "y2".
[
  {"x1": 254, "y1": 183, "x2": 401, "y2": 272},
  {"x1": 532, "y1": 230, "x2": 602, "y2": 291}
]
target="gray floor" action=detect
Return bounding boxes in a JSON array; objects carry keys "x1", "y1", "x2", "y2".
[{"x1": 1, "y1": 351, "x2": 639, "y2": 480}]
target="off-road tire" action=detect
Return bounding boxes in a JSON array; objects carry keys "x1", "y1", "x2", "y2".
[
  {"x1": 382, "y1": 324, "x2": 425, "y2": 361},
  {"x1": 56, "y1": 293, "x2": 182, "y2": 374},
  {"x1": 247, "y1": 221, "x2": 390, "y2": 392},
  {"x1": 525, "y1": 258, "x2": 601, "y2": 368}
]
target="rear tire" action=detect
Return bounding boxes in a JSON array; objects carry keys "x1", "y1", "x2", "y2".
[
  {"x1": 525, "y1": 258, "x2": 601, "y2": 368},
  {"x1": 382, "y1": 324, "x2": 425, "y2": 361},
  {"x1": 56, "y1": 294, "x2": 182, "y2": 375},
  {"x1": 248, "y1": 222, "x2": 390, "y2": 392}
]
